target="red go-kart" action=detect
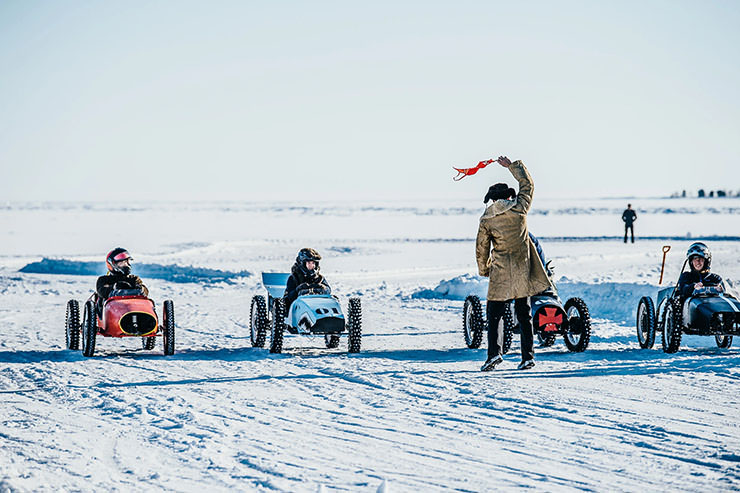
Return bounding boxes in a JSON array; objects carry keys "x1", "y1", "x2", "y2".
[{"x1": 65, "y1": 289, "x2": 175, "y2": 357}]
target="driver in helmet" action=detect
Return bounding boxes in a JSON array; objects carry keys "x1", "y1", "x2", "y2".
[
  {"x1": 677, "y1": 242, "x2": 723, "y2": 299},
  {"x1": 284, "y1": 248, "x2": 331, "y2": 311},
  {"x1": 96, "y1": 248, "x2": 149, "y2": 303}
]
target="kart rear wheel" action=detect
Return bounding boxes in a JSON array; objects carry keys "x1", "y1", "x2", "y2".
[
  {"x1": 250, "y1": 295, "x2": 268, "y2": 348},
  {"x1": 65, "y1": 300, "x2": 80, "y2": 350},
  {"x1": 716, "y1": 335, "x2": 733, "y2": 348},
  {"x1": 347, "y1": 298, "x2": 362, "y2": 353},
  {"x1": 463, "y1": 295, "x2": 484, "y2": 349},
  {"x1": 325, "y1": 334, "x2": 340, "y2": 348},
  {"x1": 636, "y1": 296, "x2": 656, "y2": 349},
  {"x1": 661, "y1": 299, "x2": 682, "y2": 353},
  {"x1": 502, "y1": 302, "x2": 515, "y2": 354},
  {"x1": 81, "y1": 300, "x2": 97, "y2": 357},
  {"x1": 269, "y1": 298, "x2": 285, "y2": 354},
  {"x1": 162, "y1": 300, "x2": 175, "y2": 356},
  {"x1": 142, "y1": 336, "x2": 156, "y2": 350},
  {"x1": 563, "y1": 297, "x2": 591, "y2": 352}
]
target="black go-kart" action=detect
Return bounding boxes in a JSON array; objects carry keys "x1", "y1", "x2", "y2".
[
  {"x1": 637, "y1": 282, "x2": 740, "y2": 353},
  {"x1": 463, "y1": 290, "x2": 592, "y2": 353}
]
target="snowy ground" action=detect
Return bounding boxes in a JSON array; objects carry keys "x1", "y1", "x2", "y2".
[{"x1": 1, "y1": 198, "x2": 739, "y2": 492}]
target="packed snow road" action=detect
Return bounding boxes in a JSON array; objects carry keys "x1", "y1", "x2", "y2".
[{"x1": 1, "y1": 200, "x2": 739, "y2": 492}]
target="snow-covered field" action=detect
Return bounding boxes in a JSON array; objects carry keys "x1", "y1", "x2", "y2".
[{"x1": 1, "y1": 198, "x2": 739, "y2": 492}]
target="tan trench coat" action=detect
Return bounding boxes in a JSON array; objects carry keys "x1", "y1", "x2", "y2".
[{"x1": 475, "y1": 161, "x2": 552, "y2": 301}]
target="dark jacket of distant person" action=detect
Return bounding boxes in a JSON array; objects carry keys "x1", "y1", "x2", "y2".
[{"x1": 622, "y1": 208, "x2": 637, "y2": 225}]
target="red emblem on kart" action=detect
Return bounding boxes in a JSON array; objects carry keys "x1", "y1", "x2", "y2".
[{"x1": 539, "y1": 307, "x2": 563, "y2": 328}]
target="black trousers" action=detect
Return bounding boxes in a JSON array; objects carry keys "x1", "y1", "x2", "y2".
[
  {"x1": 487, "y1": 298, "x2": 534, "y2": 361},
  {"x1": 624, "y1": 223, "x2": 634, "y2": 243}
]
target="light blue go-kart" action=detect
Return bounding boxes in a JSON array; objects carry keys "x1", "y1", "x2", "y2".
[{"x1": 249, "y1": 273, "x2": 362, "y2": 354}]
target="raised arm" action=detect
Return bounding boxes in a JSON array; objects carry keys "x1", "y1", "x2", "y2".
[{"x1": 499, "y1": 159, "x2": 534, "y2": 214}]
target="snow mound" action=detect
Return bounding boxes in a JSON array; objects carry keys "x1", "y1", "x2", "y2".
[
  {"x1": 412, "y1": 274, "x2": 661, "y2": 325},
  {"x1": 18, "y1": 258, "x2": 251, "y2": 284}
]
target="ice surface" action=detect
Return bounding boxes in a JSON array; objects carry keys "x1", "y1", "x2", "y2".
[{"x1": 1, "y1": 198, "x2": 739, "y2": 492}]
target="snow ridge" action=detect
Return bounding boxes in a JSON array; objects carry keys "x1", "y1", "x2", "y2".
[{"x1": 18, "y1": 258, "x2": 251, "y2": 284}]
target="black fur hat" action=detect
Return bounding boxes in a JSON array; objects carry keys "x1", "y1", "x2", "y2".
[{"x1": 484, "y1": 183, "x2": 516, "y2": 203}]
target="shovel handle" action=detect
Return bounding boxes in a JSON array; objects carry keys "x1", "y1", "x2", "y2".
[{"x1": 659, "y1": 245, "x2": 671, "y2": 284}]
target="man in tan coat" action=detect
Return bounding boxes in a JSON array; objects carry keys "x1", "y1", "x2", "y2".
[{"x1": 476, "y1": 156, "x2": 552, "y2": 371}]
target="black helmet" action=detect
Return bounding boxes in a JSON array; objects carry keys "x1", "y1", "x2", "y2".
[
  {"x1": 296, "y1": 248, "x2": 321, "y2": 277},
  {"x1": 106, "y1": 247, "x2": 133, "y2": 275},
  {"x1": 686, "y1": 242, "x2": 711, "y2": 271}
]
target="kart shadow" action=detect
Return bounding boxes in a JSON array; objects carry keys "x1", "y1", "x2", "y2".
[
  {"x1": 0, "y1": 346, "x2": 282, "y2": 364},
  {"x1": 0, "y1": 349, "x2": 85, "y2": 364}
]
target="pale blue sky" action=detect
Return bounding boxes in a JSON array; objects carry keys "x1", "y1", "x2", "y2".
[{"x1": 1, "y1": 1, "x2": 738, "y2": 201}]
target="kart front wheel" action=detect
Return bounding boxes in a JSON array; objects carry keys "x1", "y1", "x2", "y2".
[
  {"x1": 463, "y1": 295, "x2": 485, "y2": 349},
  {"x1": 661, "y1": 299, "x2": 682, "y2": 353},
  {"x1": 250, "y1": 295, "x2": 268, "y2": 348},
  {"x1": 536, "y1": 329, "x2": 556, "y2": 347},
  {"x1": 324, "y1": 334, "x2": 340, "y2": 348},
  {"x1": 65, "y1": 300, "x2": 80, "y2": 350},
  {"x1": 636, "y1": 296, "x2": 656, "y2": 349},
  {"x1": 269, "y1": 298, "x2": 285, "y2": 354},
  {"x1": 81, "y1": 300, "x2": 97, "y2": 357},
  {"x1": 563, "y1": 297, "x2": 591, "y2": 352},
  {"x1": 715, "y1": 335, "x2": 733, "y2": 348},
  {"x1": 347, "y1": 297, "x2": 362, "y2": 353},
  {"x1": 162, "y1": 300, "x2": 175, "y2": 356}
]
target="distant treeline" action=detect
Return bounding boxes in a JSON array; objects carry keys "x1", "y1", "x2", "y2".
[{"x1": 669, "y1": 189, "x2": 739, "y2": 198}]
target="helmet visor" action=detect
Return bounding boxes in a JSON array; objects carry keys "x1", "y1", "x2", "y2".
[{"x1": 112, "y1": 251, "x2": 133, "y2": 262}]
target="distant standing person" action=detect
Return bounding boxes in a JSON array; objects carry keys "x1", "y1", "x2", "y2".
[
  {"x1": 476, "y1": 156, "x2": 553, "y2": 371},
  {"x1": 622, "y1": 204, "x2": 637, "y2": 243}
]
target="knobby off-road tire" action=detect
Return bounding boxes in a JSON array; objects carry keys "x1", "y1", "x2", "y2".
[
  {"x1": 636, "y1": 296, "x2": 656, "y2": 349},
  {"x1": 563, "y1": 297, "x2": 592, "y2": 352},
  {"x1": 347, "y1": 298, "x2": 362, "y2": 353},
  {"x1": 250, "y1": 295, "x2": 268, "y2": 348},
  {"x1": 81, "y1": 300, "x2": 97, "y2": 357},
  {"x1": 715, "y1": 335, "x2": 733, "y2": 348},
  {"x1": 66, "y1": 300, "x2": 80, "y2": 350},
  {"x1": 162, "y1": 300, "x2": 175, "y2": 356},
  {"x1": 463, "y1": 295, "x2": 485, "y2": 349},
  {"x1": 662, "y1": 299, "x2": 683, "y2": 353},
  {"x1": 502, "y1": 303, "x2": 515, "y2": 355},
  {"x1": 325, "y1": 334, "x2": 340, "y2": 348},
  {"x1": 142, "y1": 336, "x2": 156, "y2": 350},
  {"x1": 270, "y1": 298, "x2": 286, "y2": 354}
]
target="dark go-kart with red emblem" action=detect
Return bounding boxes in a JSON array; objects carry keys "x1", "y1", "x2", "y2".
[
  {"x1": 462, "y1": 290, "x2": 592, "y2": 353},
  {"x1": 65, "y1": 288, "x2": 175, "y2": 357}
]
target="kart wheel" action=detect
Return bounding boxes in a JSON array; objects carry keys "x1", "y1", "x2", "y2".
[
  {"x1": 65, "y1": 300, "x2": 80, "y2": 350},
  {"x1": 716, "y1": 335, "x2": 733, "y2": 348},
  {"x1": 463, "y1": 295, "x2": 485, "y2": 349},
  {"x1": 269, "y1": 298, "x2": 285, "y2": 354},
  {"x1": 502, "y1": 302, "x2": 515, "y2": 355},
  {"x1": 325, "y1": 334, "x2": 340, "y2": 348},
  {"x1": 661, "y1": 299, "x2": 682, "y2": 353},
  {"x1": 162, "y1": 300, "x2": 175, "y2": 356},
  {"x1": 81, "y1": 300, "x2": 97, "y2": 357},
  {"x1": 536, "y1": 329, "x2": 556, "y2": 347},
  {"x1": 563, "y1": 298, "x2": 591, "y2": 352},
  {"x1": 142, "y1": 336, "x2": 156, "y2": 350},
  {"x1": 347, "y1": 298, "x2": 362, "y2": 353},
  {"x1": 250, "y1": 295, "x2": 268, "y2": 348},
  {"x1": 636, "y1": 296, "x2": 656, "y2": 349}
]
